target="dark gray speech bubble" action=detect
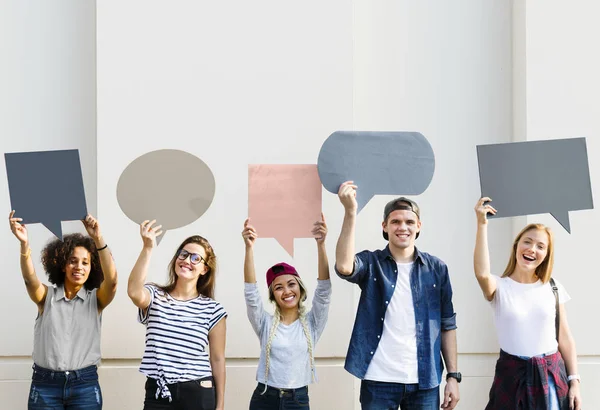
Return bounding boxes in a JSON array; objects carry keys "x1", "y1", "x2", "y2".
[
  {"x1": 5, "y1": 149, "x2": 88, "y2": 240},
  {"x1": 317, "y1": 131, "x2": 435, "y2": 212},
  {"x1": 117, "y1": 150, "x2": 215, "y2": 242},
  {"x1": 477, "y1": 138, "x2": 594, "y2": 233}
]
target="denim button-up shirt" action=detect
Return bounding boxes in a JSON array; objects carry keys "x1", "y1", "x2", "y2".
[{"x1": 336, "y1": 246, "x2": 457, "y2": 389}]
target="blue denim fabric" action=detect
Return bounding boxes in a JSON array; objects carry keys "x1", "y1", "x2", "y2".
[
  {"x1": 249, "y1": 384, "x2": 309, "y2": 410},
  {"x1": 360, "y1": 380, "x2": 439, "y2": 410},
  {"x1": 336, "y1": 246, "x2": 457, "y2": 389},
  {"x1": 28, "y1": 364, "x2": 102, "y2": 409}
]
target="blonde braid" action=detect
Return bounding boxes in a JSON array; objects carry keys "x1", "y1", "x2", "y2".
[
  {"x1": 262, "y1": 306, "x2": 281, "y2": 392},
  {"x1": 298, "y1": 307, "x2": 316, "y2": 382}
]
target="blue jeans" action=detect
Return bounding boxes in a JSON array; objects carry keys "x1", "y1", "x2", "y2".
[
  {"x1": 360, "y1": 380, "x2": 439, "y2": 410},
  {"x1": 249, "y1": 383, "x2": 309, "y2": 410},
  {"x1": 28, "y1": 364, "x2": 102, "y2": 409}
]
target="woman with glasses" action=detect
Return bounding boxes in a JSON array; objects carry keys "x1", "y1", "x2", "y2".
[
  {"x1": 241, "y1": 214, "x2": 331, "y2": 410},
  {"x1": 127, "y1": 220, "x2": 227, "y2": 410}
]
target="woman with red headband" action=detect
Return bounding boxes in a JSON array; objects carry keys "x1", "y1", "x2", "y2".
[{"x1": 241, "y1": 214, "x2": 331, "y2": 410}]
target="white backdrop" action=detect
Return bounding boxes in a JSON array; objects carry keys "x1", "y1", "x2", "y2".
[{"x1": 2, "y1": 1, "x2": 599, "y2": 409}]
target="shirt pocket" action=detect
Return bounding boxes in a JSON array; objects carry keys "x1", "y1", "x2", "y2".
[{"x1": 425, "y1": 282, "x2": 441, "y2": 312}]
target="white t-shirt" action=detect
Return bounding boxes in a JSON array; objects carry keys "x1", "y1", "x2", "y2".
[
  {"x1": 491, "y1": 275, "x2": 570, "y2": 357},
  {"x1": 364, "y1": 262, "x2": 418, "y2": 383}
]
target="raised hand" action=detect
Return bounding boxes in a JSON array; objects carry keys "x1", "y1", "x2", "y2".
[
  {"x1": 242, "y1": 218, "x2": 257, "y2": 249},
  {"x1": 311, "y1": 213, "x2": 328, "y2": 244},
  {"x1": 9, "y1": 210, "x2": 28, "y2": 244},
  {"x1": 82, "y1": 214, "x2": 103, "y2": 242},
  {"x1": 140, "y1": 220, "x2": 163, "y2": 249},
  {"x1": 475, "y1": 197, "x2": 497, "y2": 225},
  {"x1": 337, "y1": 180, "x2": 358, "y2": 212}
]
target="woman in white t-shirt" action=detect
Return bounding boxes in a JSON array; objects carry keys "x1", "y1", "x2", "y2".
[{"x1": 473, "y1": 198, "x2": 581, "y2": 410}]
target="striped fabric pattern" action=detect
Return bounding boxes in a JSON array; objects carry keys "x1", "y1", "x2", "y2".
[{"x1": 138, "y1": 284, "x2": 227, "y2": 386}]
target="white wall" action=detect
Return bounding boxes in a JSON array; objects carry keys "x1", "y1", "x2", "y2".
[
  {"x1": 0, "y1": 0, "x2": 97, "y2": 406},
  {"x1": 2, "y1": 1, "x2": 598, "y2": 409},
  {"x1": 521, "y1": 1, "x2": 600, "y2": 404}
]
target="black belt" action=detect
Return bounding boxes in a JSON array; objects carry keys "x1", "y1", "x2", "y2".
[{"x1": 257, "y1": 383, "x2": 307, "y2": 397}]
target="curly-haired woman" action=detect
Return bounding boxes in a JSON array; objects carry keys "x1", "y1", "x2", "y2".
[
  {"x1": 127, "y1": 220, "x2": 227, "y2": 410},
  {"x1": 8, "y1": 210, "x2": 118, "y2": 410},
  {"x1": 241, "y1": 215, "x2": 331, "y2": 410}
]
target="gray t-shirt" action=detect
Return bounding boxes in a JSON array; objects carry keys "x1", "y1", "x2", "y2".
[
  {"x1": 33, "y1": 285, "x2": 101, "y2": 370},
  {"x1": 244, "y1": 279, "x2": 332, "y2": 389}
]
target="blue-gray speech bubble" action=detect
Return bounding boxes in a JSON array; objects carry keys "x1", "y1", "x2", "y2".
[
  {"x1": 477, "y1": 138, "x2": 594, "y2": 233},
  {"x1": 5, "y1": 149, "x2": 88, "y2": 240},
  {"x1": 317, "y1": 131, "x2": 435, "y2": 212}
]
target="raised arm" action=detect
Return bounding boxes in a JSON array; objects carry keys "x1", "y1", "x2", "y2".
[
  {"x1": 127, "y1": 220, "x2": 162, "y2": 310},
  {"x1": 473, "y1": 197, "x2": 498, "y2": 301},
  {"x1": 309, "y1": 213, "x2": 332, "y2": 340},
  {"x1": 242, "y1": 218, "x2": 257, "y2": 284},
  {"x1": 335, "y1": 181, "x2": 358, "y2": 275},
  {"x1": 9, "y1": 210, "x2": 47, "y2": 308},
  {"x1": 82, "y1": 215, "x2": 117, "y2": 311},
  {"x1": 241, "y1": 218, "x2": 268, "y2": 335},
  {"x1": 312, "y1": 212, "x2": 330, "y2": 281}
]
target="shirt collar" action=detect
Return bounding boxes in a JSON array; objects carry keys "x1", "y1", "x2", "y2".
[
  {"x1": 56, "y1": 284, "x2": 88, "y2": 301},
  {"x1": 381, "y1": 245, "x2": 429, "y2": 269}
]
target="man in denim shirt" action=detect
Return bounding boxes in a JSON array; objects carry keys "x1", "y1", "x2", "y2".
[{"x1": 335, "y1": 181, "x2": 460, "y2": 410}]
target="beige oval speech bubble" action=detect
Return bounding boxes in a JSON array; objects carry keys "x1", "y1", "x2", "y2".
[{"x1": 117, "y1": 150, "x2": 215, "y2": 241}]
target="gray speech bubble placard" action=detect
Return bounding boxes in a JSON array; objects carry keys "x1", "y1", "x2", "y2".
[
  {"x1": 477, "y1": 138, "x2": 594, "y2": 233},
  {"x1": 117, "y1": 150, "x2": 215, "y2": 242},
  {"x1": 5, "y1": 149, "x2": 88, "y2": 240},
  {"x1": 317, "y1": 131, "x2": 435, "y2": 212}
]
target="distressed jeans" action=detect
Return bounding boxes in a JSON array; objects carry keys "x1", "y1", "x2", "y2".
[{"x1": 28, "y1": 364, "x2": 102, "y2": 409}]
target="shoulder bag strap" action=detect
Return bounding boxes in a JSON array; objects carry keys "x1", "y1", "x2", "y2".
[{"x1": 549, "y1": 278, "x2": 560, "y2": 342}]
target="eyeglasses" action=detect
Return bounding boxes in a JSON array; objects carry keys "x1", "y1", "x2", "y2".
[{"x1": 177, "y1": 249, "x2": 206, "y2": 265}]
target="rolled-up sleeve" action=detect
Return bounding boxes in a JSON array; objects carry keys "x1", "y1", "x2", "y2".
[
  {"x1": 335, "y1": 251, "x2": 369, "y2": 285},
  {"x1": 440, "y1": 263, "x2": 457, "y2": 331}
]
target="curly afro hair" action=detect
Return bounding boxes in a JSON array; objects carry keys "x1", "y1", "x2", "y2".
[{"x1": 41, "y1": 233, "x2": 104, "y2": 290}]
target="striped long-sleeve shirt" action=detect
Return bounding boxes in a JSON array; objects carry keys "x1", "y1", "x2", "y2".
[{"x1": 138, "y1": 284, "x2": 227, "y2": 399}]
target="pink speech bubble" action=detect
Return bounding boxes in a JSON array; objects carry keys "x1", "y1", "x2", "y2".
[{"x1": 248, "y1": 164, "x2": 322, "y2": 256}]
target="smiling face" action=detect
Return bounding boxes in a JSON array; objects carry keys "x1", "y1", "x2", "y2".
[
  {"x1": 63, "y1": 246, "x2": 92, "y2": 287},
  {"x1": 382, "y1": 209, "x2": 422, "y2": 250},
  {"x1": 515, "y1": 228, "x2": 549, "y2": 273},
  {"x1": 270, "y1": 274, "x2": 302, "y2": 311},
  {"x1": 174, "y1": 243, "x2": 208, "y2": 282}
]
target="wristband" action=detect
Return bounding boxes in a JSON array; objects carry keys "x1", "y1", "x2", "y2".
[
  {"x1": 97, "y1": 244, "x2": 108, "y2": 251},
  {"x1": 567, "y1": 374, "x2": 580, "y2": 383}
]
